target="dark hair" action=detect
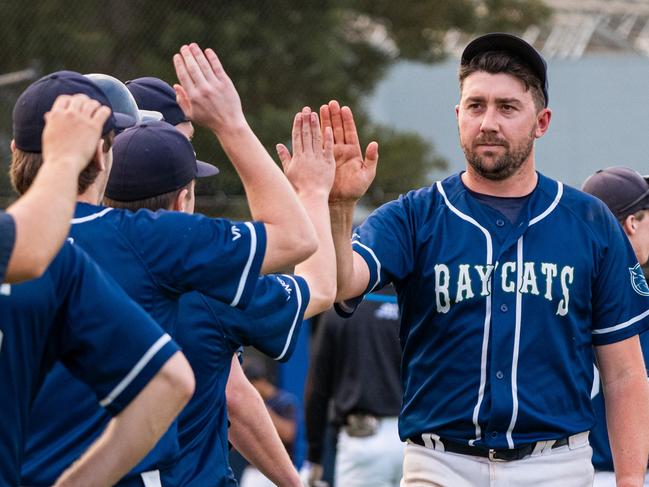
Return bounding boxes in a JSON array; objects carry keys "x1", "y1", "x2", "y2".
[
  {"x1": 10, "y1": 133, "x2": 114, "y2": 196},
  {"x1": 103, "y1": 181, "x2": 192, "y2": 212},
  {"x1": 459, "y1": 50, "x2": 546, "y2": 111}
]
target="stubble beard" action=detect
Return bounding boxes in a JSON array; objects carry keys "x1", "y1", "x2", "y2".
[{"x1": 462, "y1": 126, "x2": 536, "y2": 181}]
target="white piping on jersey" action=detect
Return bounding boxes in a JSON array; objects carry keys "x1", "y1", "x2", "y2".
[
  {"x1": 100, "y1": 333, "x2": 172, "y2": 408},
  {"x1": 71, "y1": 207, "x2": 113, "y2": 224},
  {"x1": 353, "y1": 240, "x2": 382, "y2": 293},
  {"x1": 505, "y1": 180, "x2": 563, "y2": 447},
  {"x1": 230, "y1": 222, "x2": 257, "y2": 308},
  {"x1": 436, "y1": 181, "x2": 493, "y2": 446},
  {"x1": 273, "y1": 274, "x2": 303, "y2": 361},
  {"x1": 592, "y1": 307, "x2": 649, "y2": 335},
  {"x1": 506, "y1": 237, "x2": 524, "y2": 448}
]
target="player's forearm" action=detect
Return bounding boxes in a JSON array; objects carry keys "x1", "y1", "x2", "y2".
[
  {"x1": 54, "y1": 352, "x2": 194, "y2": 487},
  {"x1": 227, "y1": 363, "x2": 300, "y2": 487},
  {"x1": 295, "y1": 191, "x2": 336, "y2": 319},
  {"x1": 6, "y1": 160, "x2": 80, "y2": 282},
  {"x1": 603, "y1": 371, "x2": 649, "y2": 487},
  {"x1": 330, "y1": 201, "x2": 366, "y2": 301},
  {"x1": 214, "y1": 124, "x2": 317, "y2": 273}
]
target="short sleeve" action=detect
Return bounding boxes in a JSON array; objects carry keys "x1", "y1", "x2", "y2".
[
  {"x1": 0, "y1": 212, "x2": 16, "y2": 282},
  {"x1": 54, "y1": 244, "x2": 179, "y2": 415},
  {"x1": 130, "y1": 210, "x2": 267, "y2": 309},
  {"x1": 352, "y1": 196, "x2": 414, "y2": 295},
  {"x1": 591, "y1": 211, "x2": 649, "y2": 346},
  {"x1": 204, "y1": 273, "x2": 310, "y2": 362}
]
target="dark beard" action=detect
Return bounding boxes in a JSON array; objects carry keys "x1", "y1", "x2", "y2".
[{"x1": 463, "y1": 128, "x2": 535, "y2": 181}]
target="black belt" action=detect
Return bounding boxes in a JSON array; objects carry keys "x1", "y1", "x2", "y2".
[{"x1": 408, "y1": 435, "x2": 569, "y2": 462}]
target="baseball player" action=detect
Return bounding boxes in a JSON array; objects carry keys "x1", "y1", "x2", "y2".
[
  {"x1": 303, "y1": 287, "x2": 403, "y2": 487},
  {"x1": 100, "y1": 113, "x2": 334, "y2": 486},
  {"x1": 16, "y1": 43, "x2": 320, "y2": 487},
  {"x1": 325, "y1": 33, "x2": 649, "y2": 486},
  {"x1": 1, "y1": 93, "x2": 115, "y2": 283},
  {"x1": 123, "y1": 75, "x2": 309, "y2": 486},
  {"x1": 0, "y1": 92, "x2": 193, "y2": 487},
  {"x1": 582, "y1": 167, "x2": 649, "y2": 487}
]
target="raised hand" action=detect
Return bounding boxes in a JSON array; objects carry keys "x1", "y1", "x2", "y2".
[
  {"x1": 42, "y1": 94, "x2": 111, "y2": 171},
  {"x1": 172, "y1": 43, "x2": 246, "y2": 133},
  {"x1": 276, "y1": 107, "x2": 335, "y2": 197},
  {"x1": 320, "y1": 100, "x2": 378, "y2": 204}
]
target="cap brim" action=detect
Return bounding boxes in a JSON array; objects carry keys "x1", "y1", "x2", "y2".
[
  {"x1": 113, "y1": 112, "x2": 137, "y2": 129},
  {"x1": 139, "y1": 109, "x2": 164, "y2": 122},
  {"x1": 196, "y1": 160, "x2": 219, "y2": 177}
]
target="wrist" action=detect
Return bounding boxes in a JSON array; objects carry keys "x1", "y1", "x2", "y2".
[{"x1": 210, "y1": 118, "x2": 249, "y2": 139}]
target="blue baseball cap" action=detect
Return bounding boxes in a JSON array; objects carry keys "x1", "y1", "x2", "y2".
[
  {"x1": 105, "y1": 120, "x2": 219, "y2": 202},
  {"x1": 461, "y1": 32, "x2": 549, "y2": 107},
  {"x1": 13, "y1": 70, "x2": 136, "y2": 152},
  {"x1": 582, "y1": 166, "x2": 649, "y2": 220},
  {"x1": 126, "y1": 77, "x2": 188, "y2": 126}
]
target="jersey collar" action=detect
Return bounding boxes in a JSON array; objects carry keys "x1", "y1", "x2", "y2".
[{"x1": 73, "y1": 202, "x2": 113, "y2": 223}]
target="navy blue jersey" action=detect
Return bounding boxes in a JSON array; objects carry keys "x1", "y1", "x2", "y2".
[
  {"x1": 0, "y1": 212, "x2": 16, "y2": 282},
  {"x1": 22, "y1": 202, "x2": 266, "y2": 486},
  {"x1": 347, "y1": 172, "x2": 649, "y2": 448},
  {"x1": 169, "y1": 273, "x2": 309, "y2": 486},
  {"x1": 590, "y1": 332, "x2": 649, "y2": 470},
  {"x1": 0, "y1": 243, "x2": 177, "y2": 486}
]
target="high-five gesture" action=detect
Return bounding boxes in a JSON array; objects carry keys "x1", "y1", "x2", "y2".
[
  {"x1": 320, "y1": 100, "x2": 378, "y2": 204},
  {"x1": 276, "y1": 107, "x2": 335, "y2": 197},
  {"x1": 173, "y1": 43, "x2": 246, "y2": 133}
]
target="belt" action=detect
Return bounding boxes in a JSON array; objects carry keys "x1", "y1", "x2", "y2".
[{"x1": 408, "y1": 435, "x2": 569, "y2": 462}]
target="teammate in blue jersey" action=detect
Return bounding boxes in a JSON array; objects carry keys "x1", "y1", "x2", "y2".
[
  {"x1": 14, "y1": 44, "x2": 323, "y2": 487},
  {"x1": 0, "y1": 92, "x2": 194, "y2": 487},
  {"x1": 124, "y1": 75, "x2": 319, "y2": 486},
  {"x1": 582, "y1": 167, "x2": 649, "y2": 487},
  {"x1": 326, "y1": 33, "x2": 649, "y2": 486},
  {"x1": 100, "y1": 107, "x2": 335, "y2": 485}
]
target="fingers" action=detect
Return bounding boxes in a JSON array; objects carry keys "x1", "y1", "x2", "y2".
[
  {"x1": 173, "y1": 84, "x2": 192, "y2": 118},
  {"x1": 204, "y1": 48, "x2": 225, "y2": 78},
  {"x1": 93, "y1": 105, "x2": 112, "y2": 126},
  {"x1": 301, "y1": 107, "x2": 313, "y2": 154},
  {"x1": 291, "y1": 112, "x2": 303, "y2": 155},
  {"x1": 328, "y1": 100, "x2": 345, "y2": 144},
  {"x1": 323, "y1": 126, "x2": 334, "y2": 162},
  {"x1": 320, "y1": 104, "x2": 332, "y2": 141},
  {"x1": 276, "y1": 144, "x2": 291, "y2": 170},
  {"x1": 189, "y1": 43, "x2": 217, "y2": 82},
  {"x1": 341, "y1": 106, "x2": 359, "y2": 146},
  {"x1": 364, "y1": 141, "x2": 379, "y2": 169},
  {"x1": 309, "y1": 111, "x2": 322, "y2": 154},
  {"x1": 173, "y1": 52, "x2": 195, "y2": 92}
]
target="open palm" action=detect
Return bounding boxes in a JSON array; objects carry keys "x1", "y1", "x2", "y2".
[{"x1": 320, "y1": 101, "x2": 378, "y2": 204}]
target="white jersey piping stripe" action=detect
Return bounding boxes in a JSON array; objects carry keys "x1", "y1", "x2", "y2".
[
  {"x1": 230, "y1": 222, "x2": 257, "y2": 308},
  {"x1": 99, "y1": 333, "x2": 172, "y2": 408},
  {"x1": 437, "y1": 181, "x2": 493, "y2": 445},
  {"x1": 352, "y1": 240, "x2": 382, "y2": 293},
  {"x1": 273, "y1": 274, "x2": 302, "y2": 361},
  {"x1": 506, "y1": 236, "x2": 524, "y2": 448},
  {"x1": 592, "y1": 307, "x2": 649, "y2": 334},
  {"x1": 529, "y1": 182, "x2": 563, "y2": 226},
  {"x1": 71, "y1": 207, "x2": 113, "y2": 224}
]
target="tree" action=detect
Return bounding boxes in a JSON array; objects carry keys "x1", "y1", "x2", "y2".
[{"x1": 0, "y1": 0, "x2": 549, "y2": 214}]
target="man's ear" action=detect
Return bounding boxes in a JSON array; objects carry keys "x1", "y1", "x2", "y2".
[
  {"x1": 173, "y1": 188, "x2": 189, "y2": 212},
  {"x1": 10, "y1": 140, "x2": 15, "y2": 153},
  {"x1": 622, "y1": 214, "x2": 636, "y2": 236}
]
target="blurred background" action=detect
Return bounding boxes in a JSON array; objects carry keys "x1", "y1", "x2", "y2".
[{"x1": 3, "y1": 0, "x2": 649, "y2": 483}]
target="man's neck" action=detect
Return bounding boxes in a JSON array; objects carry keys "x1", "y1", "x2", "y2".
[
  {"x1": 461, "y1": 159, "x2": 538, "y2": 197},
  {"x1": 77, "y1": 185, "x2": 104, "y2": 206}
]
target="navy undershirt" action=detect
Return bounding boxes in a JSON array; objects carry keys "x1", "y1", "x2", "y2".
[{"x1": 467, "y1": 188, "x2": 532, "y2": 224}]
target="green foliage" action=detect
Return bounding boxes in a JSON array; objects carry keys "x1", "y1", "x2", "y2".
[{"x1": 0, "y1": 0, "x2": 549, "y2": 210}]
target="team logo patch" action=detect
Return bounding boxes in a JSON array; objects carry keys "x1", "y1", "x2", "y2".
[{"x1": 629, "y1": 263, "x2": 649, "y2": 296}]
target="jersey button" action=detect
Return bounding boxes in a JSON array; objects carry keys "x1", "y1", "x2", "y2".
[
  {"x1": 496, "y1": 370, "x2": 504, "y2": 379},
  {"x1": 500, "y1": 304, "x2": 508, "y2": 312},
  {"x1": 496, "y1": 219, "x2": 505, "y2": 227},
  {"x1": 491, "y1": 431, "x2": 499, "y2": 438}
]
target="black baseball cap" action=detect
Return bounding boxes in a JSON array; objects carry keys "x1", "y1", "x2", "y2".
[
  {"x1": 582, "y1": 166, "x2": 649, "y2": 220},
  {"x1": 461, "y1": 32, "x2": 549, "y2": 107},
  {"x1": 105, "y1": 121, "x2": 218, "y2": 202},
  {"x1": 126, "y1": 77, "x2": 188, "y2": 126},
  {"x1": 13, "y1": 70, "x2": 136, "y2": 152}
]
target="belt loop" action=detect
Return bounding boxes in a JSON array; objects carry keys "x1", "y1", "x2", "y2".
[
  {"x1": 568, "y1": 431, "x2": 589, "y2": 449},
  {"x1": 431, "y1": 433, "x2": 445, "y2": 452}
]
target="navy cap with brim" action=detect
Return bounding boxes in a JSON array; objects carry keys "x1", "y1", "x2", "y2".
[
  {"x1": 461, "y1": 32, "x2": 549, "y2": 107},
  {"x1": 106, "y1": 121, "x2": 218, "y2": 202},
  {"x1": 582, "y1": 167, "x2": 649, "y2": 220},
  {"x1": 13, "y1": 70, "x2": 136, "y2": 152},
  {"x1": 126, "y1": 77, "x2": 188, "y2": 126}
]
